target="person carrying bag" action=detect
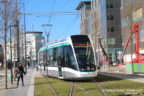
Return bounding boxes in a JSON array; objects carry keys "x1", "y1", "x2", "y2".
[{"x1": 17, "y1": 63, "x2": 26, "y2": 86}]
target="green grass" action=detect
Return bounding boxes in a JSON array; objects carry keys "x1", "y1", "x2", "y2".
[
  {"x1": 34, "y1": 77, "x2": 54, "y2": 96},
  {"x1": 47, "y1": 77, "x2": 71, "y2": 96},
  {"x1": 76, "y1": 81, "x2": 103, "y2": 96},
  {"x1": 35, "y1": 75, "x2": 144, "y2": 96},
  {"x1": 73, "y1": 85, "x2": 89, "y2": 96},
  {"x1": 95, "y1": 75, "x2": 144, "y2": 96}
]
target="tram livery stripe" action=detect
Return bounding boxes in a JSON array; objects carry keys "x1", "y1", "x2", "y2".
[{"x1": 39, "y1": 43, "x2": 70, "y2": 52}]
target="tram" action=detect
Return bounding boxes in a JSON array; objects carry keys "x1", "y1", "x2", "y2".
[{"x1": 38, "y1": 35, "x2": 97, "y2": 80}]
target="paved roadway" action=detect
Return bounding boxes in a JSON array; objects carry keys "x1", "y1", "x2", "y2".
[{"x1": 99, "y1": 72, "x2": 144, "y2": 83}]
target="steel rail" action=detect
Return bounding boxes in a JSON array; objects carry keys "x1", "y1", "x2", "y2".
[
  {"x1": 93, "y1": 79, "x2": 107, "y2": 96},
  {"x1": 69, "y1": 82, "x2": 75, "y2": 96},
  {"x1": 75, "y1": 83, "x2": 95, "y2": 96},
  {"x1": 43, "y1": 75, "x2": 59, "y2": 96}
]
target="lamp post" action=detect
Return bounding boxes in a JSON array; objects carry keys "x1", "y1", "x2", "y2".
[
  {"x1": 9, "y1": 25, "x2": 17, "y2": 84},
  {"x1": 19, "y1": 2, "x2": 27, "y2": 73}
]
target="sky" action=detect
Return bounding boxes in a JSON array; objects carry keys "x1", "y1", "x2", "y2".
[{"x1": 22, "y1": 0, "x2": 84, "y2": 42}]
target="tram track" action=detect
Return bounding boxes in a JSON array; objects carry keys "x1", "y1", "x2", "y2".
[
  {"x1": 73, "y1": 78, "x2": 107, "y2": 96},
  {"x1": 75, "y1": 82, "x2": 95, "y2": 96},
  {"x1": 92, "y1": 78, "x2": 107, "y2": 96},
  {"x1": 43, "y1": 75, "x2": 107, "y2": 96},
  {"x1": 69, "y1": 82, "x2": 75, "y2": 96},
  {"x1": 43, "y1": 75, "x2": 59, "y2": 96}
]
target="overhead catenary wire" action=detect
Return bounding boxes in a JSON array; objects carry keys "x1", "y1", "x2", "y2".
[
  {"x1": 21, "y1": 13, "x2": 80, "y2": 15},
  {"x1": 48, "y1": 0, "x2": 56, "y2": 23},
  {"x1": 20, "y1": 11, "x2": 91, "y2": 16},
  {"x1": 56, "y1": 15, "x2": 80, "y2": 39},
  {"x1": 21, "y1": 11, "x2": 90, "y2": 13},
  {"x1": 20, "y1": 11, "x2": 92, "y2": 15}
]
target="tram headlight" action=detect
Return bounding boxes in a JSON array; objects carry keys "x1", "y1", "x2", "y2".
[
  {"x1": 80, "y1": 68, "x2": 86, "y2": 71},
  {"x1": 87, "y1": 67, "x2": 90, "y2": 71}
]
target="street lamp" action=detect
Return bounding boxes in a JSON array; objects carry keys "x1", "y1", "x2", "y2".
[
  {"x1": 8, "y1": 25, "x2": 17, "y2": 84},
  {"x1": 19, "y1": 2, "x2": 27, "y2": 73}
]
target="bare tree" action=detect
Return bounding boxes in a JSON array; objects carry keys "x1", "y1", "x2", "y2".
[
  {"x1": 0, "y1": 0, "x2": 20, "y2": 89},
  {"x1": 124, "y1": 0, "x2": 134, "y2": 74}
]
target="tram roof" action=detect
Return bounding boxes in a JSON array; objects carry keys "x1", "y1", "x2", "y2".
[{"x1": 39, "y1": 35, "x2": 88, "y2": 52}]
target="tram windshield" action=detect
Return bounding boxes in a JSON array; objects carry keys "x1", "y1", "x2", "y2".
[{"x1": 71, "y1": 35, "x2": 96, "y2": 71}]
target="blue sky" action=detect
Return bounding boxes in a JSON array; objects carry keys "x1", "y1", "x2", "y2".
[{"x1": 22, "y1": 0, "x2": 83, "y2": 42}]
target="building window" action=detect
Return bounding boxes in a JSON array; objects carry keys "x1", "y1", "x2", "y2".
[
  {"x1": 122, "y1": 17, "x2": 124, "y2": 26},
  {"x1": 126, "y1": 0, "x2": 132, "y2": 5},
  {"x1": 111, "y1": 26, "x2": 114, "y2": 32},
  {"x1": 127, "y1": 0, "x2": 136, "y2": 5},
  {"x1": 133, "y1": 8, "x2": 143, "y2": 22},
  {"x1": 94, "y1": 0, "x2": 97, "y2": 7},
  {"x1": 107, "y1": 15, "x2": 114, "y2": 20},
  {"x1": 120, "y1": 0, "x2": 124, "y2": 9},
  {"x1": 96, "y1": 0, "x2": 99, "y2": 6},
  {"x1": 110, "y1": 2, "x2": 113, "y2": 8},
  {"x1": 106, "y1": 2, "x2": 113, "y2": 9},
  {"x1": 122, "y1": 16, "x2": 129, "y2": 27},
  {"x1": 140, "y1": 30, "x2": 144, "y2": 41},
  {"x1": 108, "y1": 38, "x2": 115, "y2": 45},
  {"x1": 126, "y1": 0, "x2": 130, "y2": 5},
  {"x1": 107, "y1": 26, "x2": 114, "y2": 32}
]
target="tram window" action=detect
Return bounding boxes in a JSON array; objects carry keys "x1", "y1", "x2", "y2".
[
  {"x1": 43, "y1": 50, "x2": 47, "y2": 66},
  {"x1": 48, "y1": 49, "x2": 53, "y2": 67},
  {"x1": 47, "y1": 49, "x2": 50, "y2": 66},
  {"x1": 53, "y1": 48, "x2": 58, "y2": 67},
  {"x1": 40, "y1": 52, "x2": 44, "y2": 66},
  {"x1": 56, "y1": 46, "x2": 64, "y2": 66},
  {"x1": 64, "y1": 45, "x2": 78, "y2": 70}
]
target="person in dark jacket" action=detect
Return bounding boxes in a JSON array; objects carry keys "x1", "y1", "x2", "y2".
[{"x1": 17, "y1": 63, "x2": 26, "y2": 86}]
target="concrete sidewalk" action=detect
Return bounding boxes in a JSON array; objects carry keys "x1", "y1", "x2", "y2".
[
  {"x1": 5, "y1": 74, "x2": 34, "y2": 96},
  {"x1": 99, "y1": 72, "x2": 144, "y2": 83},
  {"x1": 3, "y1": 68, "x2": 41, "y2": 96}
]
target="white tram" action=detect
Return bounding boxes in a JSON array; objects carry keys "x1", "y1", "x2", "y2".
[{"x1": 38, "y1": 35, "x2": 97, "y2": 80}]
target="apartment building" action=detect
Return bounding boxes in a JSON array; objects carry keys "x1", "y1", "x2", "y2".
[
  {"x1": 30, "y1": 36, "x2": 45, "y2": 65},
  {"x1": 24, "y1": 31, "x2": 45, "y2": 65},
  {"x1": 121, "y1": 0, "x2": 144, "y2": 62},
  {"x1": 77, "y1": 0, "x2": 122, "y2": 65},
  {"x1": 76, "y1": 1, "x2": 91, "y2": 35}
]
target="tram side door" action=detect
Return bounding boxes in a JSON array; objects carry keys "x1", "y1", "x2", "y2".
[{"x1": 57, "y1": 47, "x2": 64, "y2": 77}]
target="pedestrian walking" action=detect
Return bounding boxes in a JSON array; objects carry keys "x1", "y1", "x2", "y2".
[{"x1": 17, "y1": 63, "x2": 26, "y2": 86}]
